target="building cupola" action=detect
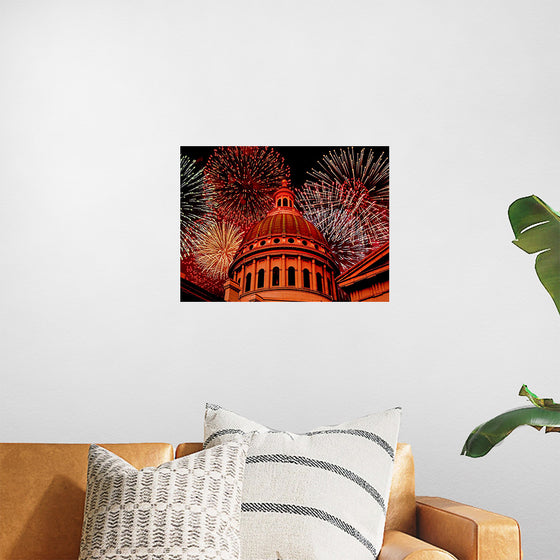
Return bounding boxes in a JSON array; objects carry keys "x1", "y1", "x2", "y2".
[{"x1": 274, "y1": 179, "x2": 296, "y2": 209}]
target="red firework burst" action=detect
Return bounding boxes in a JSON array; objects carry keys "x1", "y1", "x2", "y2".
[
  {"x1": 181, "y1": 254, "x2": 226, "y2": 297},
  {"x1": 204, "y1": 146, "x2": 289, "y2": 227}
]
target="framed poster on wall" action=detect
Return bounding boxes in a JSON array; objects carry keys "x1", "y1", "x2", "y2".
[{"x1": 180, "y1": 146, "x2": 389, "y2": 302}]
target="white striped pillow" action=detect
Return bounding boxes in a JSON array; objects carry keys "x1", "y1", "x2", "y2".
[{"x1": 204, "y1": 405, "x2": 401, "y2": 560}]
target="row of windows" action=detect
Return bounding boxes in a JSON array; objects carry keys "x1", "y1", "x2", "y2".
[
  {"x1": 243, "y1": 268, "x2": 328, "y2": 294},
  {"x1": 247, "y1": 238, "x2": 320, "y2": 251},
  {"x1": 277, "y1": 198, "x2": 293, "y2": 207}
]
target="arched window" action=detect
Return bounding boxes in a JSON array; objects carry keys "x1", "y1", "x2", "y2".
[
  {"x1": 277, "y1": 199, "x2": 281, "y2": 207},
  {"x1": 303, "y1": 269, "x2": 310, "y2": 288},
  {"x1": 272, "y1": 267, "x2": 280, "y2": 286},
  {"x1": 283, "y1": 198, "x2": 288, "y2": 207},
  {"x1": 288, "y1": 267, "x2": 296, "y2": 286},
  {"x1": 245, "y1": 272, "x2": 252, "y2": 292},
  {"x1": 326, "y1": 274, "x2": 331, "y2": 295},
  {"x1": 257, "y1": 269, "x2": 265, "y2": 289},
  {"x1": 316, "y1": 273, "x2": 323, "y2": 293}
]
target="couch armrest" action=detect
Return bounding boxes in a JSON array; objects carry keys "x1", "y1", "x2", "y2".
[
  {"x1": 416, "y1": 496, "x2": 522, "y2": 560},
  {"x1": 379, "y1": 530, "x2": 457, "y2": 560}
]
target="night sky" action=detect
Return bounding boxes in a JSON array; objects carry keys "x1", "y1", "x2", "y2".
[{"x1": 180, "y1": 146, "x2": 389, "y2": 191}]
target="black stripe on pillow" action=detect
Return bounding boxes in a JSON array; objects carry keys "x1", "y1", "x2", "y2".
[
  {"x1": 304, "y1": 429, "x2": 395, "y2": 459},
  {"x1": 241, "y1": 502, "x2": 377, "y2": 557},
  {"x1": 205, "y1": 428, "x2": 394, "y2": 458},
  {"x1": 203, "y1": 429, "x2": 246, "y2": 448},
  {"x1": 247, "y1": 454, "x2": 386, "y2": 512}
]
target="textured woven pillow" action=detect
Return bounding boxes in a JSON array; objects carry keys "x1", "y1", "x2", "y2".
[
  {"x1": 204, "y1": 404, "x2": 401, "y2": 560},
  {"x1": 79, "y1": 441, "x2": 248, "y2": 560}
]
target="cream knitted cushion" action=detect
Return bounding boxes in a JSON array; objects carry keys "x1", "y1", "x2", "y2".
[
  {"x1": 79, "y1": 441, "x2": 248, "y2": 560},
  {"x1": 204, "y1": 404, "x2": 401, "y2": 560}
]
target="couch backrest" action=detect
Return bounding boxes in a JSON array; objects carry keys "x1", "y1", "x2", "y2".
[
  {"x1": 175, "y1": 441, "x2": 417, "y2": 536},
  {"x1": 0, "y1": 440, "x2": 415, "y2": 560},
  {"x1": 385, "y1": 443, "x2": 416, "y2": 535},
  {"x1": 0, "y1": 443, "x2": 173, "y2": 560}
]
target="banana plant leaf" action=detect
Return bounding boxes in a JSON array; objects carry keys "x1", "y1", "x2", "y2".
[
  {"x1": 519, "y1": 384, "x2": 560, "y2": 409},
  {"x1": 508, "y1": 195, "x2": 560, "y2": 314},
  {"x1": 461, "y1": 386, "x2": 560, "y2": 458}
]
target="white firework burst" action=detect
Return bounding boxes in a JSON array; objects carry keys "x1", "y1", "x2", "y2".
[
  {"x1": 181, "y1": 154, "x2": 212, "y2": 258},
  {"x1": 299, "y1": 179, "x2": 389, "y2": 271},
  {"x1": 307, "y1": 147, "x2": 389, "y2": 204},
  {"x1": 193, "y1": 219, "x2": 244, "y2": 279}
]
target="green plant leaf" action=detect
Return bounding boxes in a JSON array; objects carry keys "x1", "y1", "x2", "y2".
[
  {"x1": 462, "y1": 386, "x2": 560, "y2": 457},
  {"x1": 461, "y1": 406, "x2": 560, "y2": 458},
  {"x1": 519, "y1": 384, "x2": 560, "y2": 409},
  {"x1": 508, "y1": 195, "x2": 560, "y2": 314}
]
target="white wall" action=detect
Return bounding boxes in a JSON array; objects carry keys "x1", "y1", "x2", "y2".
[{"x1": 1, "y1": 1, "x2": 559, "y2": 557}]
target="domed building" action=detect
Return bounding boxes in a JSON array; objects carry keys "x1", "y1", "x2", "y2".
[{"x1": 224, "y1": 182, "x2": 341, "y2": 302}]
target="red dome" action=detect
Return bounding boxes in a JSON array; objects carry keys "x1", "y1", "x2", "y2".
[
  {"x1": 225, "y1": 185, "x2": 340, "y2": 302},
  {"x1": 243, "y1": 211, "x2": 326, "y2": 244}
]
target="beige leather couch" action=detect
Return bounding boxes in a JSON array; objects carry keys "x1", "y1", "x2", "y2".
[{"x1": 0, "y1": 442, "x2": 521, "y2": 560}]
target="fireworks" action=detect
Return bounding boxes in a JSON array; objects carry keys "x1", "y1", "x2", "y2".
[
  {"x1": 181, "y1": 146, "x2": 390, "y2": 299},
  {"x1": 299, "y1": 178, "x2": 389, "y2": 271},
  {"x1": 180, "y1": 154, "x2": 211, "y2": 257},
  {"x1": 306, "y1": 147, "x2": 389, "y2": 205},
  {"x1": 204, "y1": 146, "x2": 289, "y2": 227},
  {"x1": 194, "y1": 219, "x2": 244, "y2": 279},
  {"x1": 181, "y1": 254, "x2": 227, "y2": 297},
  {"x1": 299, "y1": 147, "x2": 389, "y2": 270}
]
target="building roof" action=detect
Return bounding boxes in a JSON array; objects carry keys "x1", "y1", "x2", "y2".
[
  {"x1": 336, "y1": 242, "x2": 389, "y2": 288},
  {"x1": 228, "y1": 183, "x2": 339, "y2": 282},
  {"x1": 243, "y1": 211, "x2": 326, "y2": 244},
  {"x1": 241, "y1": 183, "x2": 327, "y2": 246}
]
